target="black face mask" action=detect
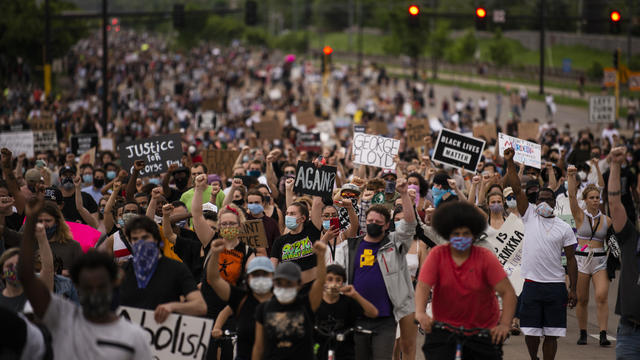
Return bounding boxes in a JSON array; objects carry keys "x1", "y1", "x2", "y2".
[
  {"x1": 264, "y1": 195, "x2": 271, "y2": 204},
  {"x1": 527, "y1": 192, "x2": 538, "y2": 204},
  {"x1": 93, "y1": 178, "x2": 105, "y2": 188},
  {"x1": 232, "y1": 199, "x2": 245, "y2": 207},
  {"x1": 367, "y1": 223, "x2": 384, "y2": 237},
  {"x1": 175, "y1": 177, "x2": 189, "y2": 189},
  {"x1": 79, "y1": 290, "x2": 113, "y2": 319}
]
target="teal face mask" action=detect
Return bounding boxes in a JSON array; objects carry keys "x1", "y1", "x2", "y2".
[{"x1": 322, "y1": 220, "x2": 331, "y2": 230}]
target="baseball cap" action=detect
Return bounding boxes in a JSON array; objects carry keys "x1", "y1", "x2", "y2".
[
  {"x1": 44, "y1": 187, "x2": 63, "y2": 203},
  {"x1": 381, "y1": 169, "x2": 397, "y2": 180},
  {"x1": 202, "y1": 203, "x2": 218, "y2": 213},
  {"x1": 340, "y1": 183, "x2": 361, "y2": 196},
  {"x1": 59, "y1": 166, "x2": 76, "y2": 177},
  {"x1": 25, "y1": 169, "x2": 43, "y2": 183},
  {"x1": 246, "y1": 256, "x2": 275, "y2": 274},
  {"x1": 503, "y1": 187, "x2": 514, "y2": 198},
  {"x1": 208, "y1": 174, "x2": 221, "y2": 185},
  {"x1": 274, "y1": 262, "x2": 301, "y2": 282}
]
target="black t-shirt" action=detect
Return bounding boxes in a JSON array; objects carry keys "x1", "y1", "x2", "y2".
[
  {"x1": 201, "y1": 242, "x2": 253, "y2": 318},
  {"x1": 270, "y1": 222, "x2": 321, "y2": 272},
  {"x1": 255, "y1": 295, "x2": 315, "y2": 360},
  {"x1": 227, "y1": 286, "x2": 262, "y2": 359},
  {"x1": 4, "y1": 213, "x2": 24, "y2": 232},
  {"x1": 62, "y1": 192, "x2": 98, "y2": 224},
  {"x1": 0, "y1": 226, "x2": 21, "y2": 254},
  {"x1": 314, "y1": 296, "x2": 364, "y2": 360},
  {"x1": 0, "y1": 292, "x2": 27, "y2": 312},
  {"x1": 173, "y1": 229, "x2": 205, "y2": 280},
  {"x1": 119, "y1": 256, "x2": 198, "y2": 310},
  {"x1": 614, "y1": 220, "x2": 640, "y2": 322}
]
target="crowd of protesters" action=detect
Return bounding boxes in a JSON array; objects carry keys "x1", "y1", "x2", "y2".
[{"x1": 0, "y1": 30, "x2": 639, "y2": 360}]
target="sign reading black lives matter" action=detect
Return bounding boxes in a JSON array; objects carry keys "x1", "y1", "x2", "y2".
[
  {"x1": 70, "y1": 134, "x2": 98, "y2": 155},
  {"x1": 118, "y1": 133, "x2": 182, "y2": 176},
  {"x1": 433, "y1": 129, "x2": 485, "y2": 172},
  {"x1": 293, "y1": 160, "x2": 337, "y2": 198}
]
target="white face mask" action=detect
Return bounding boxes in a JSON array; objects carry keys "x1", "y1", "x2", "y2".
[
  {"x1": 506, "y1": 199, "x2": 517, "y2": 208},
  {"x1": 249, "y1": 276, "x2": 273, "y2": 295},
  {"x1": 273, "y1": 286, "x2": 298, "y2": 304}
]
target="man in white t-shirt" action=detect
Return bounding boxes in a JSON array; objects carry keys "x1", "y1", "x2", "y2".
[
  {"x1": 504, "y1": 147, "x2": 577, "y2": 360},
  {"x1": 18, "y1": 197, "x2": 151, "y2": 360}
]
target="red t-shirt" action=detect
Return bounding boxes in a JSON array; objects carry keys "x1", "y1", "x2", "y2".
[{"x1": 418, "y1": 244, "x2": 507, "y2": 329}]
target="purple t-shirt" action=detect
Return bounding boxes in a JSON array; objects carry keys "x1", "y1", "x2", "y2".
[{"x1": 352, "y1": 240, "x2": 393, "y2": 317}]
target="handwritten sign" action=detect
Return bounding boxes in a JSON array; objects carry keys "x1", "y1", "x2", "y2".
[
  {"x1": 472, "y1": 123, "x2": 497, "y2": 142},
  {"x1": 0, "y1": 131, "x2": 34, "y2": 158},
  {"x1": 296, "y1": 133, "x2": 322, "y2": 152},
  {"x1": 33, "y1": 130, "x2": 58, "y2": 153},
  {"x1": 296, "y1": 110, "x2": 317, "y2": 126},
  {"x1": 203, "y1": 149, "x2": 240, "y2": 178},
  {"x1": 198, "y1": 111, "x2": 216, "y2": 130},
  {"x1": 352, "y1": 133, "x2": 400, "y2": 169},
  {"x1": 498, "y1": 132, "x2": 542, "y2": 169},
  {"x1": 30, "y1": 112, "x2": 55, "y2": 131},
  {"x1": 293, "y1": 160, "x2": 336, "y2": 198},
  {"x1": 100, "y1": 137, "x2": 115, "y2": 152},
  {"x1": 517, "y1": 122, "x2": 539, "y2": 141},
  {"x1": 119, "y1": 134, "x2": 183, "y2": 176},
  {"x1": 118, "y1": 306, "x2": 213, "y2": 360},
  {"x1": 254, "y1": 119, "x2": 282, "y2": 141},
  {"x1": 406, "y1": 118, "x2": 429, "y2": 148},
  {"x1": 71, "y1": 134, "x2": 98, "y2": 156},
  {"x1": 432, "y1": 129, "x2": 485, "y2": 172},
  {"x1": 483, "y1": 213, "x2": 525, "y2": 294},
  {"x1": 202, "y1": 97, "x2": 224, "y2": 112},
  {"x1": 589, "y1": 96, "x2": 616, "y2": 123},
  {"x1": 237, "y1": 220, "x2": 268, "y2": 248}
]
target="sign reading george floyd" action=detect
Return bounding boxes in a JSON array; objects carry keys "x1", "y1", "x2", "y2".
[
  {"x1": 237, "y1": 220, "x2": 269, "y2": 248},
  {"x1": 432, "y1": 129, "x2": 485, "y2": 172},
  {"x1": 119, "y1": 133, "x2": 182, "y2": 176},
  {"x1": 352, "y1": 133, "x2": 400, "y2": 169},
  {"x1": 118, "y1": 306, "x2": 213, "y2": 360},
  {"x1": 293, "y1": 160, "x2": 337, "y2": 198}
]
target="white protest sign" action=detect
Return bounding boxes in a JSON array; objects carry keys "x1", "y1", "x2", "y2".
[
  {"x1": 0, "y1": 131, "x2": 34, "y2": 158},
  {"x1": 483, "y1": 214, "x2": 525, "y2": 294},
  {"x1": 589, "y1": 96, "x2": 615, "y2": 123},
  {"x1": 498, "y1": 132, "x2": 542, "y2": 169},
  {"x1": 352, "y1": 133, "x2": 400, "y2": 169},
  {"x1": 118, "y1": 306, "x2": 213, "y2": 360},
  {"x1": 33, "y1": 130, "x2": 58, "y2": 153}
]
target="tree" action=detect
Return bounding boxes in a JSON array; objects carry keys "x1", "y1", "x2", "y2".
[
  {"x1": 428, "y1": 21, "x2": 451, "y2": 79},
  {"x1": 488, "y1": 28, "x2": 513, "y2": 87},
  {"x1": 382, "y1": 5, "x2": 430, "y2": 79}
]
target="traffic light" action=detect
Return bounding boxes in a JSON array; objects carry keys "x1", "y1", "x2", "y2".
[
  {"x1": 173, "y1": 4, "x2": 185, "y2": 29},
  {"x1": 245, "y1": 0, "x2": 257, "y2": 26},
  {"x1": 475, "y1": 7, "x2": 487, "y2": 30},
  {"x1": 610, "y1": 10, "x2": 621, "y2": 34},
  {"x1": 408, "y1": 5, "x2": 420, "y2": 28},
  {"x1": 613, "y1": 48, "x2": 620, "y2": 69},
  {"x1": 322, "y1": 46, "x2": 333, "y2": 74}
]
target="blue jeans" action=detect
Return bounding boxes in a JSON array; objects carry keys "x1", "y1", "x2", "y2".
[{"x1": 616, "y1": 318, "x2": 640, "y2": 359}]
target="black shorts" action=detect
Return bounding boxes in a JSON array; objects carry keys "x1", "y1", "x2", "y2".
[
  {"x1": 518, "y1": 281, "x2": 567, "y2": 337},
  {"x1": 422, "y1": 327, "x2": 503, "y2": 360}
]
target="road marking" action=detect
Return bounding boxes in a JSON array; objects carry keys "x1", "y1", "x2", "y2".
[{"x1": 590, "y1": 334, "x2": 616, "y2": 341}]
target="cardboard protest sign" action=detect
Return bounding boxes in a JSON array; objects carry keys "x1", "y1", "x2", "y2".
[
  {"x1": 432, "y1": 129, "x2": 485, "y2": 172},
  {"x1": 30, "y1": 112, "x2": 55, "y2": 131},
  {"x1": 368, "y1": 121, "x2": 388, "y2": 135},
  {"x1": 406, "y1": 118, "x2": 429, "y2": 148},
  {"x1": 296, "y1": 133, "x2": 322, "y2": 152},
  {"x1": 517, "y1": 122, "x2": 539, "y2": 141},
  {"x1": 296, "y1": 110, "x2": 317, "y2": 126},
  {"x1": 33, "y1": 130, "x2": 58, "y2": 153},
  {"x1": 482, "y1": 213, "x2": 525, "y2": 294},
  {"x1": 498, "y1": 133, "x2": 542, "y2": 169},
  {"x1": 237, "y1": 220, "x2": 268, "y2": 248},
  {"x1": 352, "y1": 133, "x2": 400, "y2": 169},
  {"x1": 118, "y1": 306, "x2": 213, "y2": 360},
  {"x1": 254, "y1": 120, "x2": 282, "y2": 141},
  {"x1": 0, "y1": 131, "x2": 34, "y2": 158},
  {"x1": 202, "y1": 97, "x2": 224, "y2": 112},
  {"x1": 70, "y1": 134, "x2": 98, "y2": 156},
  {"x1": 198, "y1": 111, "x2": 216, "y2": 130},
  {"x1": 293, "y1": 160, "x2": 337, "y2": 198},
  {"x1": 79, "y1": 147, "x2": 96, "y2": 166},
  {"x1": 203, "y1": 149, "x2": 240, "y2": 178},
  {"x1": 100, "y1": 137, "x2": 115, "y2": 152},
  {"x1": 589, "y1": 96, "x2": 616, "y2": 123},
  {"x1": 118, "y1": 133, "x2": 182, "y2": 176},
  {"x1": 472, "y1": 123, "x2": 497, "y2": 142}
]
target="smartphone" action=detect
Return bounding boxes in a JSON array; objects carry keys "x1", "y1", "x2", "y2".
[{"x1": 330, "y1": 217, "x2": 340, "y2": 230}]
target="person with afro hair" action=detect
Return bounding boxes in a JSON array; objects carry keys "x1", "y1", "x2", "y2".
[{"x1": 414, "y1": 201, "x2": 517, "y2": 360}]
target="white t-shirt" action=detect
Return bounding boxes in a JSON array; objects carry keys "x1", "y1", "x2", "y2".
[
  {"x1": 43, "y1": 294, "x2": 151, "y2": 360},
  {"x1": 521, "y1": 204, "x2": 576, "y2": 283}
]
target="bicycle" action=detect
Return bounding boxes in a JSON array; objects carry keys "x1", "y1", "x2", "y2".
[
  {"x1": 314, "y1": 325, "x2": 375, "y2": 360},
  {"x1": 418, "y1": 321, "x2": 501, "y2": 360},
  {"x1": 211, "y1": 329, "x2": 238, "y2": 360}
]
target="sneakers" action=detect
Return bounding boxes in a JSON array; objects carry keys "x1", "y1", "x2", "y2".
[
  {"x1": 577, "y1": 329, "x2": 588, "y2": 345},
  {"x1": 599, "y1": 331, "x2": 611, "y2": 347},
  {"x1": 510, "y1": 318, "x2": 521, "y2": 336}
]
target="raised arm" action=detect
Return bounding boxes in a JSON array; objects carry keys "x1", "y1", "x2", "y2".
[
  {"x1": 205, "y1": 239, "x2": 231, "y2": 301},
  {"x1": 192, "y1": 174, "x2": 215, "y2": 247},
  {"x1": 222, "y1": 178, "x2": 244, "y2": 207},
  {"x1": 546, "y1": 162, "x2": 558, "y2": 191},
  {"x1": 234, "y1": 146, "x2": 250, "y2": 169},
  {"x1": 398, "y1": 178, "x2": 416, "y2": 224},
  {"x1": 310, "y1": 196, "x2": 323, "y2": 231},
  {"x1": 503, "y1": 148, "x2": 528, "y2": 216},
  {"x1": 265, "y1": 150, "x2": 281, "y2": 200},
  {"x1": 125, "y1": 160, "x2": 144, "y2": 201},
  {"x1": 468, "y1": 175, "x2": 480, "y2": 205},
  {"x1": 162, "y1": 163, "x2": 178, "y2": 199},
  {"x1": 35, "y1": 223, "x2": 55, "y2": 292},
  {"x1": 309, "y1": 241, "x2": 327, "y2": 312},
  {"x1": 1, "y1": 148, "x2": 25, "y2": 214},
  {"x1": 162, "y1": 203, "x2": 177, "y2": 244},
  {"x1": 146, "y1": 187, "x2": 162, "y2": 220},
  {"x1": 284, "y1": 177, "x2": 295, "y2": 208},
  {"x1": 341, "y1": 198, "x2": 359, "y2": 239},
  {"x1": 591, "y1": 157, "x2": 605, "y2": 188},
  {"x1": 17, "y1": 196, "x2": 51, "y2": 319},
  {"x1": 103, "y1": 180, "x2": 122, "y2": 232},
  {"x1": 566, "y1": 166, "x2": 584, "y2": 226},
  {"x1": 608, "y1": 147, "x2": 627, "y2": 232},
  {"x1": 74, "y1": 176, "x2": 99, "y2": 229}
]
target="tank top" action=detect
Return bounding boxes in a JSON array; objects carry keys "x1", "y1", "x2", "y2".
[
  {"x1": 268, "y1": 205, "x2": 279, "y2": 223},
  {"x1": 406, "y1": 253, "x2": 419, "y2": 278},
  {"x1": 576, "y1": 211, "x2": 607, "y2": 242}
]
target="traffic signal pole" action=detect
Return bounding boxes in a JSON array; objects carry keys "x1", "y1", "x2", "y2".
[
  {"x1": 44, "y1": 0, "x2": 52, "y2": 98},
  {"x1": 539, "y1": 0, "x2": 545, "y2": 95},
  {"x1": 102, "y1": 0, "x2": 108, "y2": 132}
]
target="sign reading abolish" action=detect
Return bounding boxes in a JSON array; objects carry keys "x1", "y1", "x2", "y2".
[
  {"x1": 119, "y1": 133, "x2": 182, "y2": 176},
  {"x1": 482, "y1": 214, "x2": 525, "y2": 294},
  {"x1": 293, "y1": 160, "x2": 337, "y2": 198},
  {"x1": 352, "y1": 133, "x2": 400, "y2": 169},
  {"x1": 589, "y1": 96, "x2": 616, "y2": 123},
  {"x1": 71, "y1": 134, "x2": 99, "y2": 156},
  {"x1": 498, "y1": 133, "x2": 542, "y2": 169},
  {"x1": 118, "y1": 306, "x2": 212, "y2": 360},
  {"x1": 432, "y1": 129, "x2": 485, "y2": 172},
  {"x1": 237, "y1": 220, "x2": 269, "y2": 248}
]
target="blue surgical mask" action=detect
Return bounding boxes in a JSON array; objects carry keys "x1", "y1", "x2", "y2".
[
  {"x1": 106, "y1": 171, "x2": 116, "y2": 180},
  {"x1": 148, "y1": 178, "x2": 161, "y2": 185},
  {"x1": 322, "y1": 220, "x2": 331, "y2": 230},
  {"x1": 82, "y1": 174, "x2": 93, "y2": 184},
  {"x1": 394, "y1": 221, "x2": 402, "y2": 230},
  {"x1": 285, "y1": 215, "x2": 299, "y2": 230},
  {"x1": 432, "y1": 186, "x2": 454, "y2": 208},
  {"x1": 450, "y1": 236, "x2": 473, "y2": 251},
  {"x1": 242, "y1": 155, "x2": 250, "y2": 163},
  {"x1": 248, "y1": 203, "x2": 264, "y2": 215}
]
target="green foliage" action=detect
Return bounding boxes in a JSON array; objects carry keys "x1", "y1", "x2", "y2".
[
  {"x1": 199, "y1": 15, "x2": 246, "y2": 46},
  {"x1": 382, "y1": 5, "x2": 429, "y2": 59},
  {"x1": 488, "y1": 28, "x2": 513, "y2": 68},
  {"x1": 586, "y1": 61, "x2": 604, "y2": 81},
  {"x1": 244, "y1": 27, "x2": 271, "y2": 47},
  {"x1": 428, "y1": 21, "x2": 451, "y2": 61},
  {"x1": 629, "y1": 55, "x2": 640, "y2": 72},
  {"x1": 273, "y1": 31, "x2": 309, "y2": 53}
]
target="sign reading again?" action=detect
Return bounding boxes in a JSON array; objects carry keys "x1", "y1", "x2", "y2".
[
  {"x1": 119, "y1": 133, "x2": 183, "y2": 176},
  {"x1": 352, "y1": 133, "x2": 400, "y2": 169}
]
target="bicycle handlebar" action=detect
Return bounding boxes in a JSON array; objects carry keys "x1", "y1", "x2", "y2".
[
  {"x1": 433, "y1": 321, "x2": 490, "y2": 338},
  {"x1": 314, "y1": 325, "x2": 375, "y2": 341}
]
